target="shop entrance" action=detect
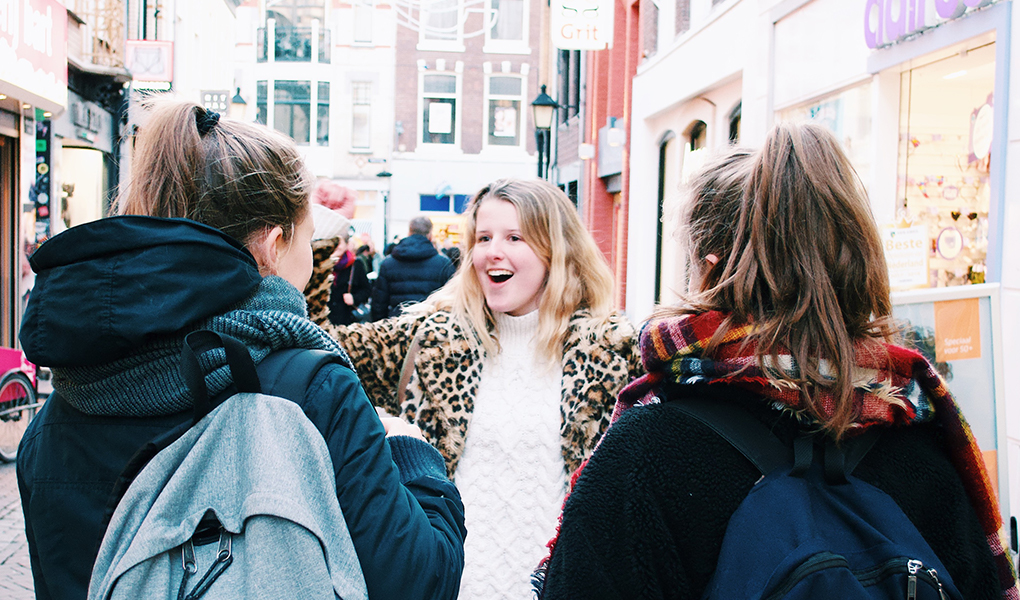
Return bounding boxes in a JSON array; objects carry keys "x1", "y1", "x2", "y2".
[
  {"x1": 897, "y1": 35, "x2": 996, "y2": 288},
  {"x1": 0, "y1": 135, "x2": 17, "y2": 347},
  {"x1": 61, "y1": 147, "x2": 112, "y2": 228}
]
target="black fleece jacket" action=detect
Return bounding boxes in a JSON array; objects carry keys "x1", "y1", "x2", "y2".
[{"x1": 541, "y1": 386, "x2": 1000, "y2": 600}]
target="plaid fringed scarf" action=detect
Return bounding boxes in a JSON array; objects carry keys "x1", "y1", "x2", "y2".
[{"x1": 534, "y1": 311, "x2": 1018, "y2": 599}]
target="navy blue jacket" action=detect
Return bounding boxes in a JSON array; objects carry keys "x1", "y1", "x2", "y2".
[
  {"x1": 16, "y1": 217, "x2": 465, "y2": 600},
  {"x1": 371, "y1": 234, "x2": 455, "y2": 320}
]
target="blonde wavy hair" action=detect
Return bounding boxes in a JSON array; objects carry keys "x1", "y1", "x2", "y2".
[{"x1": 417, "y1": 178, "x2": 615, "y2": 363}]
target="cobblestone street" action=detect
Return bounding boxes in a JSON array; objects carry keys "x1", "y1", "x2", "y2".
[{"x1": 0, "y1": 462, "x2": 33, "y2": 600}]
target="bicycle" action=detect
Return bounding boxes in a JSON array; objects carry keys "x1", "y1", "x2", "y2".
[{"x1": 0, "y1": 346, "x2": 43, "y2": 462}]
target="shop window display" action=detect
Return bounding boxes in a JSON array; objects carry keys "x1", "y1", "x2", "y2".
[
  {"x1": 897, "y1": 40, "x2": 995, "y2": 288},
  {"x1": 778, "y1": 81, "x2": 872, "y2": 193}
]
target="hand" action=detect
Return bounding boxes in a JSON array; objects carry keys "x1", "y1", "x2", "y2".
[
  {"x1": 343, "y1": 292, "x2": 355, "y2": 306},
  {"x1": 375, "y1": 407, "x2": 425, "y2": 441}
]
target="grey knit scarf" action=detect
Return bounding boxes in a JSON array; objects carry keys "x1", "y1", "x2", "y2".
[{"x1": 53, "y1": 276, "x2": 354, "y2": 417}]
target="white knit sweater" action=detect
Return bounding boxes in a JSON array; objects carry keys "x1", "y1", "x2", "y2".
[{"x1": 455, "y1": 310, "x2": 567, "y2": 599}]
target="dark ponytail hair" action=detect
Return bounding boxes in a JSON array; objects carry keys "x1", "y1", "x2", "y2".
[
  {"x1": 675, "y1": 122, "x2": 896, "y2": 439},
  {"x1": 115, "y1": 96, "x2": 311, "y2": 247}
]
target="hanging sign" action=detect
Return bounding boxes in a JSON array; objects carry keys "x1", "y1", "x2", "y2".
[
  {"x1": 551, "y1": 0, "x2": 614, "y2": 50},
  {"x1": 33, "y1": 113, "x2": 51, "y2": 246},
  {"x1": 0, "y1": 0, "x2": 68, "y2": 111},
  {"x1": 882, "y1": 225, "x2": 929, "y2": 289},
  {"x1": 125, "y1": 40, "x2": 174, "y2": 87}
]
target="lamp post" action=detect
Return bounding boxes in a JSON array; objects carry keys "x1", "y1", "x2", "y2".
[
  {"x1": 376, "y1": 170, "x2": 393, "y2": 250},
  {"x1": 531, "y1": 85, "x2": 557, "y2": 180},
  {"x1": 229, "y1": 88, "x2": 247, "y2": 120}
]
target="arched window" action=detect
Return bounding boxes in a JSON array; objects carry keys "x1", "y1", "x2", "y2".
[
  {"x1": 681, "y1": 120, "x2": 707, "y2": 182},
  {"x1": 655, "y1": 130, "x2": 676, "y2": 303},
  {"x1": 728, "y1": 102, "x2": 741, "y2": 144}
]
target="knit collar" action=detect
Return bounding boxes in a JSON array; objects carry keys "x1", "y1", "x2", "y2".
[
  {"x1": 493, "y1": 310, "x2": 540, "y2": 343},
  {"x1": 53, "y1": 276, "x2": 353, "y2": 417}
]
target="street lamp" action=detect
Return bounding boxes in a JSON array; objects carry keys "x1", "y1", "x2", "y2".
[
  {"x1": 376, "y1": 170, "x2": 393, "y2": 252},
  {"x1": 229, "y1": 88, "x2": 247, "y2": 120},
  {"x1": 531, "y1": 85, "x2": 558, "y2": 180}
]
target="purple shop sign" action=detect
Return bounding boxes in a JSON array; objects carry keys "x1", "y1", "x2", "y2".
[{"x1": 864, "y1": 0, "x2": 997, "y2": 49}]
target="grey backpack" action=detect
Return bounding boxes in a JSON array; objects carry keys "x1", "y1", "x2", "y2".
[{"x1": 88, "y1": 331, "x2": 368, "y2": 600}]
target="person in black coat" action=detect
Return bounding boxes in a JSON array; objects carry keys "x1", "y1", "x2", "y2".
[
  {"x1": 328, "y1": 217, "x2": 372, "y2": 325},
  {"x1": 371, "y1": 216, "x2": 455, "y2": 321},
  {"x1": 537, "y1": 123, "x2": 1016, "y2": 600}
]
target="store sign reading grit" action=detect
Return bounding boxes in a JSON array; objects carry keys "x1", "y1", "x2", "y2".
[
  {"x1": 551, "y1": 0, "x2": 614, "y2": 50},
  {"x1": 0, "y1": 0, "x2": 68, "y2": 107},
  {"x1": 864, "y1": 0, "x2": 1000, "y2": 49}
]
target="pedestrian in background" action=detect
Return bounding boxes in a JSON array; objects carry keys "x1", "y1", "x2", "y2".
[
  {"x1": 306, "y1": 177, "x2": 642, "y2": 600},
  {"x1": 326, "y1": 213, "x2": 372, "y2": 326},
  {"x1": 16, "y1": 97, "x2": 465, "y2": 600},
  {"x1": 536, "y1": 123, "x2": 1016, "y2": 599},
  {"x1": 356, "y1": 241, "x2": 377, "y2": 275},
  {"x1": 371, "y1": 216, "x2": 455, "y2": 320}
]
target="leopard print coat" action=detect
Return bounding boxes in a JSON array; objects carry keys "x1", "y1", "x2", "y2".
[{"x1": 305, "y1": 239, "x2": 644, "y2": 476}]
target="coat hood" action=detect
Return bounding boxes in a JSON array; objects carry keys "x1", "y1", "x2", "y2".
[
  {"x1": 21, "y1": 216, "x2": 263, "y2": 368},
  {"x1": 391, "y1": 234, "x2": 440, "y2": 262}
]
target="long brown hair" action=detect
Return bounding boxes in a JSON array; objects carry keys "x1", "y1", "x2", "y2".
[
  {"x1": 674, "y1": 123, "x2": 896, "y2": 438},
  {"x1": 420, "y1": 178, "x2": 614, "y2": 363},
  {"x1": 115, "y1": 96, "x2": 312, "y2": 247}
]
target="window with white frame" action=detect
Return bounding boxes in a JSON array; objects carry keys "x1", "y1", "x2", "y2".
[
  {"x1": 274, "y1": 80, "x2": 311, "y2": 144},
  {"x1": 484, "y1": 0, "x2": 526, "y2": 51},
  {"x1": 353, "y1": 0, "x2": 373, "y2": 43},
  {"x1": 267, "y1": 0, "x2": 325, "y2": 27},
  {"x1": 351, "y1": 82, "x2": 372, "y2": 150},
  {"x1": 419, "y1": 0, "x2": 462, "y2": 48},
  {"x1": 317, "y1": 81, "x2": 329, "y2": 146},
  {"x1": 486, "y1": 75, "x2": 524, "y2": 147},
  {"x1": 421, "y1": 74, "x2": 458, "y2": 145},
  {"x1": 257, "y1": 81, "x2": 268, "y2": 124}
]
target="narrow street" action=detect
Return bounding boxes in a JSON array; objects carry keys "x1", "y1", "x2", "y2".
[{"x1": 0, "y1": 462, "x2": 33, "y2": 600}]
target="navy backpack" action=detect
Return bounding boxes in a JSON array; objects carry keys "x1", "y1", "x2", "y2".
[{"x1": 674, "y1": 395, "x2": 960, "y2": 600}]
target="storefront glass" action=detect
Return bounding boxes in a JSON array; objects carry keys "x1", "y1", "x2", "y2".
[
  {"x1": 896, "y1": 39, "x2": 995, "y2": 288},
  {"x1": 777, "y1": 81, "x2": 873, "y2": 192},
  {"x1": 61, "y1": 147, "x2": 110, "y2": 229}
]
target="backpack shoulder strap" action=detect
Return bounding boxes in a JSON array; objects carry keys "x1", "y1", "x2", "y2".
[
  {"x1": 672, "y1": 393, "x2": 883, "y2": 481},
  {"x1": 671, "y1": 395, "x2": 792, "y2": 477},
  {"x1": 256, "y1": 348, "x2": 351, "y2": 403}
]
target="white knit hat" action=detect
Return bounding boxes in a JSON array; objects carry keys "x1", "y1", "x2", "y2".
[{"x1": 311, "y1": 203, "x2": 352, "y2": 241}]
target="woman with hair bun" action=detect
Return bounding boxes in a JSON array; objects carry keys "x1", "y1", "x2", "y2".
[
  {"x1": 308, "y1": 177, "x2": 642, "y2": 599},
  {"x1": 17, "y1": 97, "x2": 465, "y2": 600},
  {"x1": 537, "y1": 123, "x2": 1016, "y2": 600}
]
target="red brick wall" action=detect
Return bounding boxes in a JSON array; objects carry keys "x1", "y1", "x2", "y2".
[
  {"x1": 676, "y1": 0, "x2": 690, "y2": 36},
  {"x1": 641, "y1": 0, "x2": 657, "y2": 60},
  {"x1": 557, "y1": 118, "x2": 580, "y2": 165},
  {"x1": 393, "y1": 0, "x2": 542, "y2": 156}
]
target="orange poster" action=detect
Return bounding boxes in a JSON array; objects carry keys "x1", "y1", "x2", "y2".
[{"x1": 933, "y1": 298, "x2": 981, "y2": 362}]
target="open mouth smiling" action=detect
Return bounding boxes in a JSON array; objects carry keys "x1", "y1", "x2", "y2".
[{"x1": 488, "y1": 269, "x2": 513, "y2": 283}]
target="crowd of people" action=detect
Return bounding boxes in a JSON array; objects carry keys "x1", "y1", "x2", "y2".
[{"x1": 13, "y1": 97, "x2": 1018, "y2": 600}]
